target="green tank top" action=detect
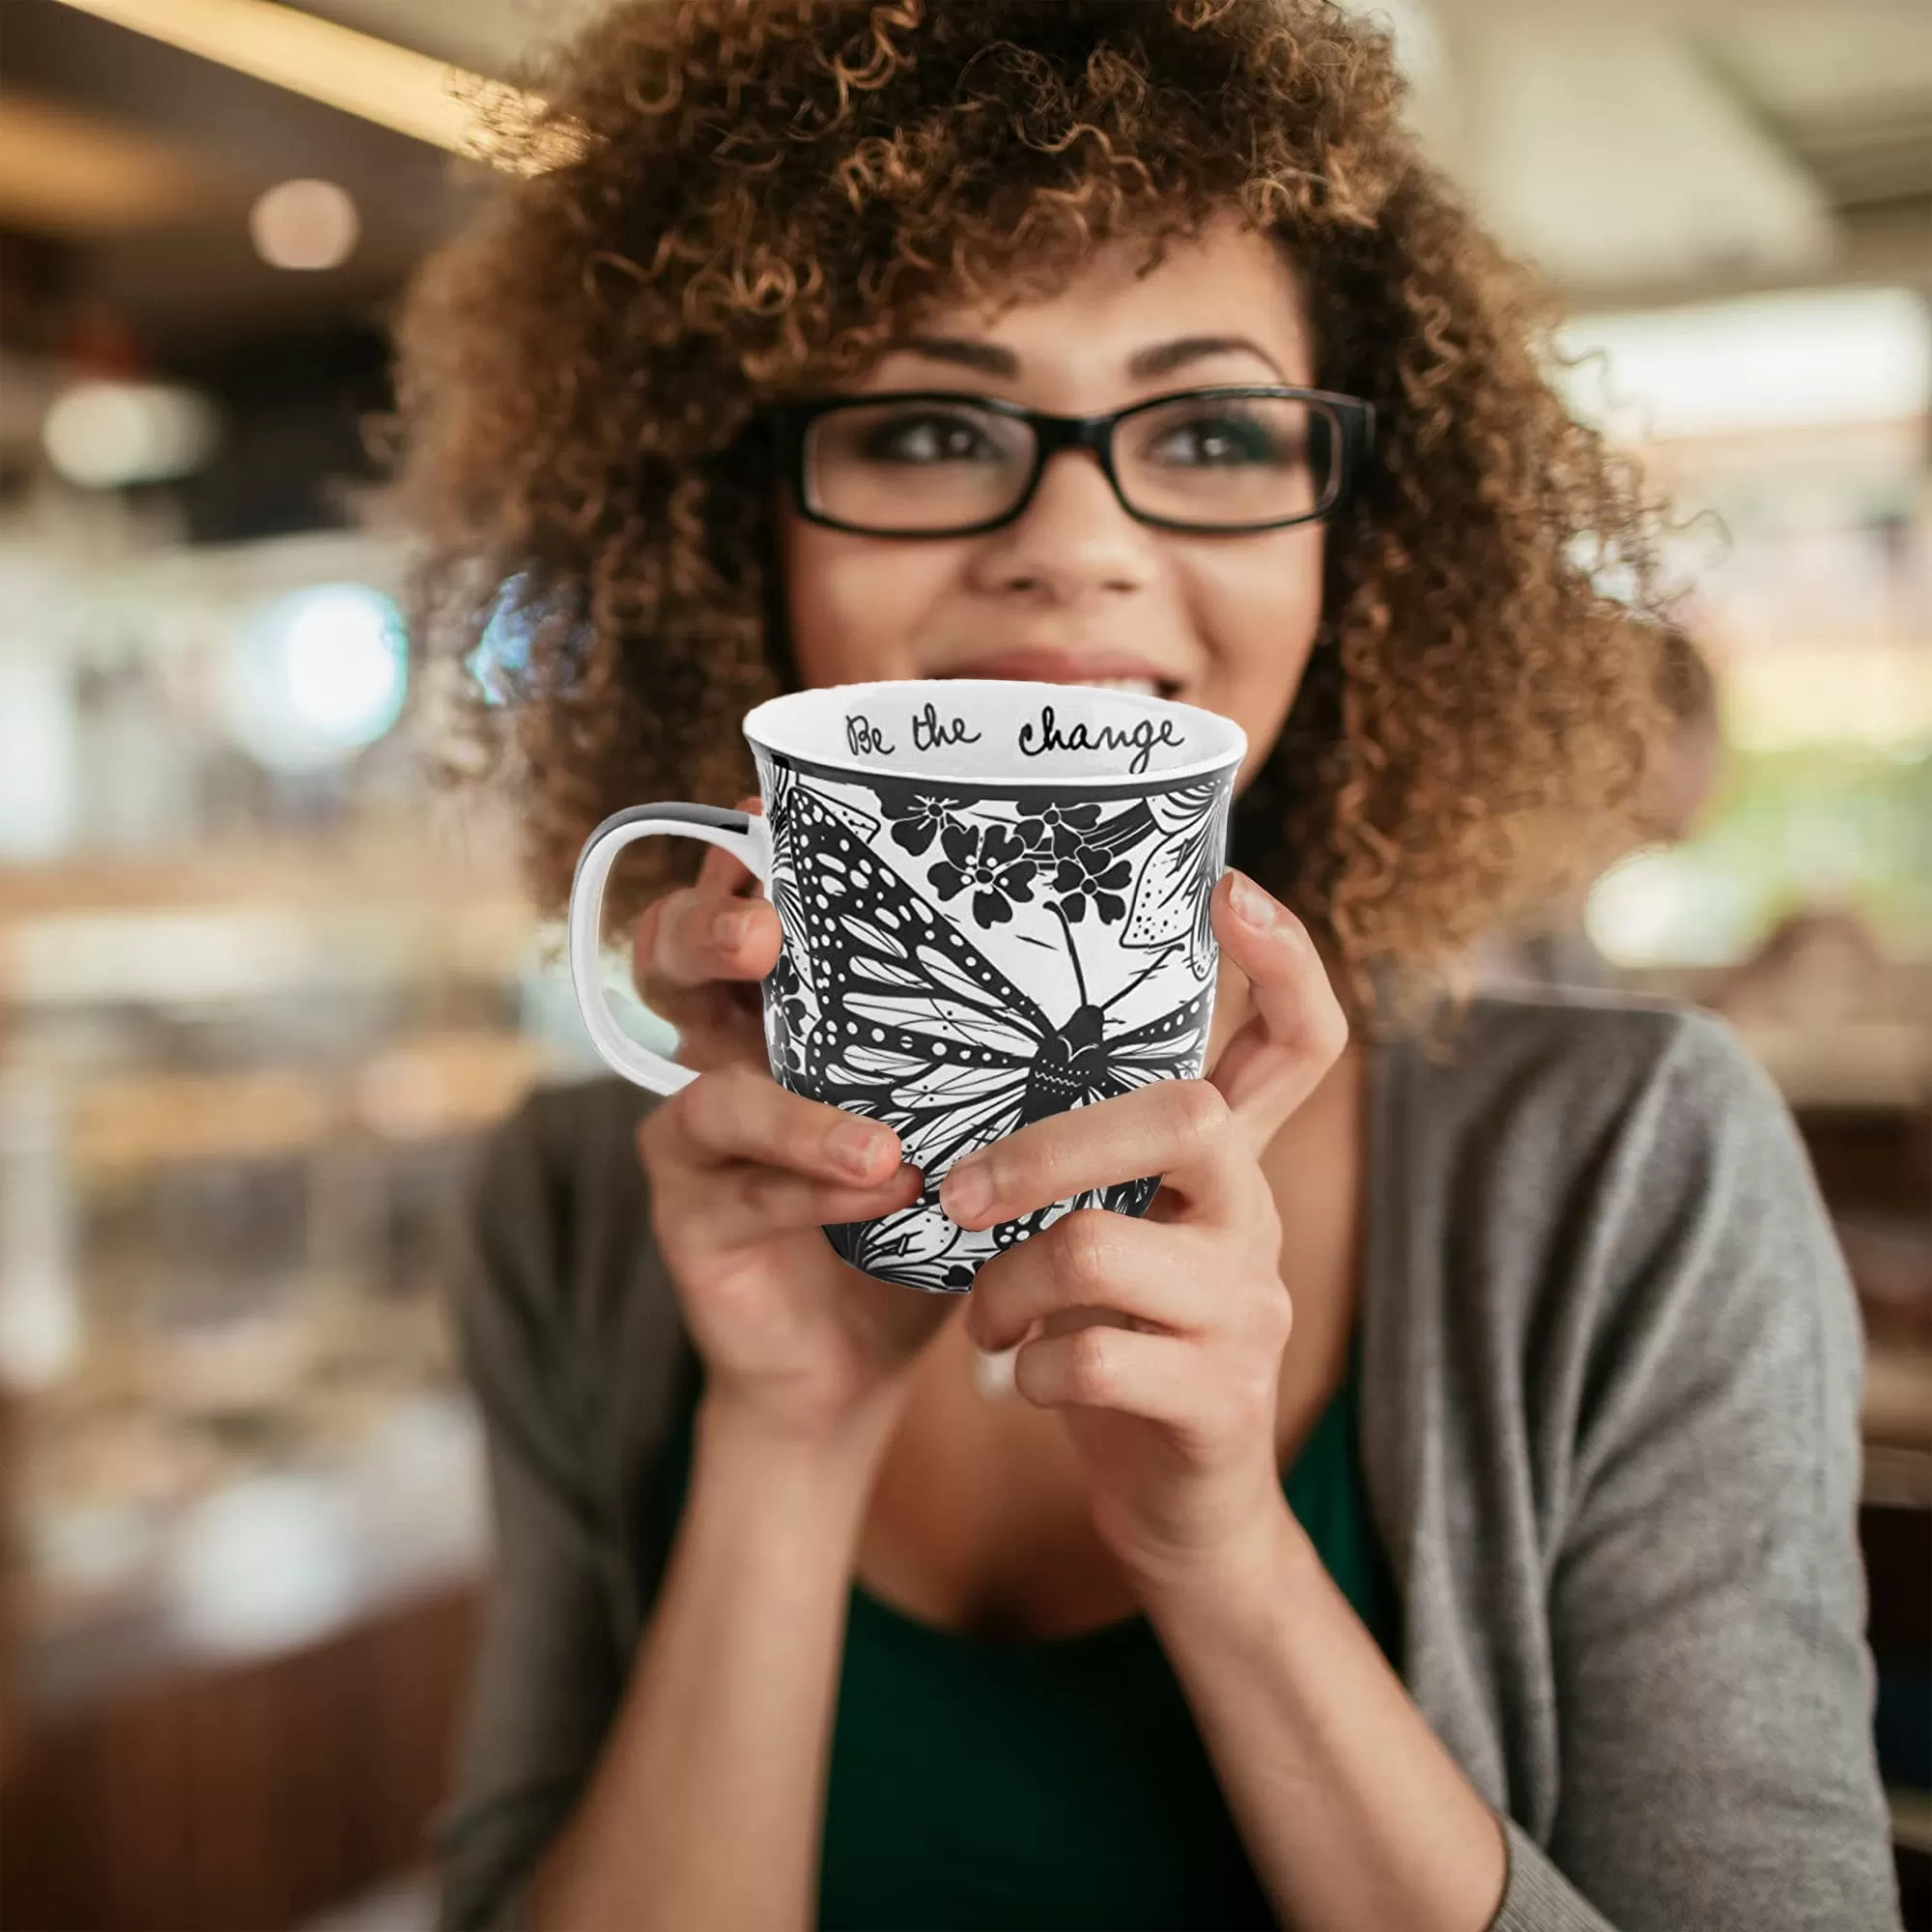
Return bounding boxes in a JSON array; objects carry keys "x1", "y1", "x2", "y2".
[{"x1": 654, "y1": 1335, "x2": 1400, "y2": 1931}]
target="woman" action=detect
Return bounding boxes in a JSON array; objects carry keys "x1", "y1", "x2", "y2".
[{"x1": 393, "y1": 4, "x2": 1898, "y2": 1928}]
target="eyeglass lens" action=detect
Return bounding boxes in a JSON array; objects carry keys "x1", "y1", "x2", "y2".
[{"x1": 802, "y1": 394, "x2": 1337, "y2": 533}]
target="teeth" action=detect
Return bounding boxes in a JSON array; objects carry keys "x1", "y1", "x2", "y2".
[{"x1": 1079, "y1": 675, "x2": 1160, "y2": 696}]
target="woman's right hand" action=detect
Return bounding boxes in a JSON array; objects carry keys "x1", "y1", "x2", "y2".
[{"x1": 630, "y1": 815, "x2": 954, "y2": 1443}]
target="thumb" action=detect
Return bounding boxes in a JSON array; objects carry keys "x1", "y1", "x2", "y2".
[{"x1": 1206, "y1": 871, "x2": 1349, "y2": 1151}]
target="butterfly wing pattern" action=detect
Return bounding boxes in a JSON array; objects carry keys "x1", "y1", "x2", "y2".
[
  {"x1": 757, "y1": 761, "x2": 1223, "y2": 1293},
  {"x1": 1121, "y1": 781, "x2": 1230, "y2": 980}
]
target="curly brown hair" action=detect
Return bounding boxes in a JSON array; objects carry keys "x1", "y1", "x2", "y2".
[{"x1": 390, "y1": 0, "x2": 1665, "y2": 1012}]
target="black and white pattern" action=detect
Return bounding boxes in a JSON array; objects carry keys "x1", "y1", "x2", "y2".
[{"x1": 756, "y1": 754, "x2": 1234, "y2": 1293}]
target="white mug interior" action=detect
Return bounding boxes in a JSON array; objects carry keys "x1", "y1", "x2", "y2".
[{"x1": 743, "y1": 678, "x2": 1245, "y2": 786}]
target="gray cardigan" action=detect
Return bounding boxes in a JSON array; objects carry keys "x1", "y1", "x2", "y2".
[{"x1": 435, "y1": 989, "x2": 1901, "y2": 1931}]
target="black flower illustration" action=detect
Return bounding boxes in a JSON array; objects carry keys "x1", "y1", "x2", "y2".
[
  {"x1": 879, "y1": 788, "x2": 956, "y2": 857},
  {"x1": 1052, "y1": 842, "x2": 1135, "y2": 924},
  {"x1": 764, "y1": 952, "x2": 811, "y2": 1078},
  {"x1": 927, "y1": 822, "x2": 1037, "y2": 926},
  {"x1": 1014, "y1": 798, "x2": 1102, "y2": 858}
]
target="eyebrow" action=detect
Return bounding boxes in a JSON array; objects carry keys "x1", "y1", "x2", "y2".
[
  {"x1": 892, "y1": 336, "x2": 1022, "y2": 376},
  {"x1": 889, "y1": 332, "x2": 1288, "y2": 383},
  {"x1": 1127, "y1": 335, "x2": 1287, "y2": 382}
]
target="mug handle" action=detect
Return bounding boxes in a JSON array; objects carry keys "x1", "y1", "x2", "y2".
[{"x1": 568, "y1": 802, "x2": 775, "y2": 1094}]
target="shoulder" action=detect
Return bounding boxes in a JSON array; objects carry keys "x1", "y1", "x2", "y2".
[
  {"x1": 1378, "y1": 987, "x2": 1859, "y2": 1411},
  {"x1": 1381, "y1": 983, "x2": 1792, "y2": 1179}
]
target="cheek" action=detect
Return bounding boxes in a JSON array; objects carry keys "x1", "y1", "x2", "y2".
[
  {"x1": 1194, "y1": 524, "x2": 1325, "y2": 705},
  {"x1": 1179, "y1": 526, "x2": 1325, "y2": 793},
  {"x1": 781, "y1": 513, "x2": 950, "y2": 687}
]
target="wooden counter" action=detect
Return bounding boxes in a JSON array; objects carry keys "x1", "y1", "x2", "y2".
[{"x1": 1, "y1": 1579, "x2": 476, "y2": 1932}]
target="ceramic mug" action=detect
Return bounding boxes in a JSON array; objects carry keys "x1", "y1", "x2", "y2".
[{"x1": 568, "y1": 679, "x2": 1245, "y2": 1292}]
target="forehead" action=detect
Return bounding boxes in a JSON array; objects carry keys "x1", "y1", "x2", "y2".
[{"x1": 906, "y1": 219, "x2": 1314, "y2": 382}]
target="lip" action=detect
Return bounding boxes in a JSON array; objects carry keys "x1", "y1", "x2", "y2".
[{"x1": 936, "y1": 647, "x2": 1184, "y2": 695}]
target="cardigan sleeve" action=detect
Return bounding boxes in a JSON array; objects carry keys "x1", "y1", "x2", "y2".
[
  {"x1": 431, "y1": 1091, "x2": 635, "y2": 1932},
  {"x1": 1499, "y1": 1015, "x2": 1899, "y2": 1931}
]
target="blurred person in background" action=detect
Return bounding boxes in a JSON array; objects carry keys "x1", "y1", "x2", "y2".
[
  {"x1": 1480, "y1": 615, "x2": 1887, "y2": 1020},
  {"x1": 1473, "y1": 614, "x2": 1719, "y2": 993},
  {"x1": 393, "y1": 3, "x2": 1899, "y2": 1929},
  {"x1": 1713, "y1": 900, "x2": 1888, "y2": 1027},
  {"x1": 1640, "y1": 615, "x2": 1724, "y2": 847},
  {"x1": 1643, "y1": 621, "x2": 1889, "y2": 1031}
]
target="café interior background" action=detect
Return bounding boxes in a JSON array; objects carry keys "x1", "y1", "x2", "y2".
[{"x1": 0, "y1": 2, "x2": 1927, "y2": 1928}]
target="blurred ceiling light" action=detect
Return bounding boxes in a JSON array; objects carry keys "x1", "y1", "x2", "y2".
[
  {"x1": 1559, "y1": 286, "x2": 1932, "y2": 440},
  {"x1": 249, "y1": 177, "x2": 358, "y2": 270},
  {"x1": 223, "y1": 582, "x2": 409, "y2": 772},
  {"x1": 49, "y1": 0, "x2": 582, "y2": 173},
  {"x1": 43, "y1": 380, "x2": 219, "y2": 489}
]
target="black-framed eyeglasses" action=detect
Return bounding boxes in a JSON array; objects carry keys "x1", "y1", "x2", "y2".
[{"x1": 763, "y1": 385, "x2": 1376, "y2": 538}]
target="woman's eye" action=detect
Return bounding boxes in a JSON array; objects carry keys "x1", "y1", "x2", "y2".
[
  {"x1": 1148, "y1": 414, "x2": 1285, "y2": 467},
  {"x1": 861, "y1": 413, "x2": 997, "y2": 463}
]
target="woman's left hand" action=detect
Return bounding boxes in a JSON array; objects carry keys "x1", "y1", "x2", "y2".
[{"x1": 943, "y1": 869, "x2": 1348, "y2": 1588}]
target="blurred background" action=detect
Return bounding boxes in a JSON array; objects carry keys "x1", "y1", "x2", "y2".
[{"x1": 0, "y1": 2, "x2": 1925, "y2": 1927}]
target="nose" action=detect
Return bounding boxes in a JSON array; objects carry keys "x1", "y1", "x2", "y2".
[{"x1": 969, "y1": 446, "x2": 1156, "y2": 605}]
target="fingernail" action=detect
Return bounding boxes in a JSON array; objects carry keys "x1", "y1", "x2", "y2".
[
  {"x1": 713, "y1": 904, "x2": 753, "y2": 950},
  {"x1": 1229, "y1": 871, "x2": 1280, "y2": 928},
  {"x1": 941, "y1": 1157, "x2": 993, "y2": 1225},
  {"x1": 827, "y1": 1117, "x2": 891, "y2": 1178}
]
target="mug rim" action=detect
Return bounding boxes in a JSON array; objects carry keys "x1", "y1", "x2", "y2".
[{"x1": 741, "y1": 677, "x2": 1247, "y2": 789}]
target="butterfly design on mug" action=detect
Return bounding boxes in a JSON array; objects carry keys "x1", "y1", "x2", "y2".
[{"x1": 759, "y1": 763, "x2": 1216, "y2": 1291}]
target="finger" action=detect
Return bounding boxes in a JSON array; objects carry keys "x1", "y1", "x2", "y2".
[
  {"x1": 964, "y1": 1210, "x2": 1224, "y2": 1352},
  {"x1": 652, "y1": 1065, "x2": 904, "y2": 1185},
  {"x1": 631, "y1": 902, "x2": 766, "y2": 1074},
  {"x1": 632, "y1": 795, "x2": 779, "y2": 1008},
  {"x1": 694, "y1": 839, "x2": 754, "y2": 897},
  {"x1": 656, "y1": 1163, "x2": 924, "y2": 1274},
  {"x1": 634, "y1": 885, "x2": 782, "y2": 1011},
  {"x1": 938, "y1": 1079, "x2": 1249, "y2": 1230},
  {"x1": 1208, "y1": 871, "x2": 1349, "y2": 1153},
  {"x1": 721, "y1": 1161, "x2": 925, "y2": 1245},
  {"x1": 652, "y1": 990, "x2": 768, "y2": 1078},
  {"x1": 1010, "y1": 1321, "x2": 1197, "y2": 1430},
  {"x1": 689, "y1": 792, "x2": 768, "y2": 897}
]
